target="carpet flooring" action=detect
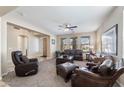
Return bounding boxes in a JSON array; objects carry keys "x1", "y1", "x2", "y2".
[
  {"x1": 2, "y1": 59, "x2": 119, "y2": 87},
  {"x1": 2, "y1": 59, "x2": 86, "y2": 87}
]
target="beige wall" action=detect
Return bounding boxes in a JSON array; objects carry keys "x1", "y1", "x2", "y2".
[
  {"x1": 0, "y1": 17, "x2": 1, "y2": 79},
  {"x1": 57, "y1": 32, "x2": 97, "y2": 51},
  {"x1": 1, "y1": 11, "x2": 57, "y2": 76},
  {"x1": 50, "y1": 35, "x2": 57, "y2": 57},
  {"x1": 96, "y1": 6, "x2": 124, "y2": 86},
  {"x1": 96, "y1": 7, "x2": 123, "y2": 57},
  {"x1": 7, "y1": 24, "x2": 52, "y2": 72}
]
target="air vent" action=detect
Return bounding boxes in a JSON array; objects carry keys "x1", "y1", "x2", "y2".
[{"x1": 14, "y1": 26, "x2": 20, "y2": 30}]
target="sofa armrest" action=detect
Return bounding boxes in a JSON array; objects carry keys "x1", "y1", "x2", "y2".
[
  {"x1": 29, "y1": 58, "x2": 38, "y2": 62},
  {"x1": 16, "y1": 62, "x2": 38, "y2": 69},
  {"x1": 75, "y1": 68, "x2": 112, "y2": 80},
  {"x1": 71, "y1": 68, "x2": 111, "y2": 87}
]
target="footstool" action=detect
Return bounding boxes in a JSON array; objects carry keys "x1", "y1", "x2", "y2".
[
  {"x1": 56, "y1": 55, "x2": 74, "y2": 65},
  {"x1": 56, "y1": 62, "x2": 79, "y2": 82}
]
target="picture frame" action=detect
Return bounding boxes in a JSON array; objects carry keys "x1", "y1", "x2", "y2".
[
  {"x1": 101, "y1": 24, "x2": 118, "y2": 55},
  {"x1": 52, "y1": 39, "x2": 55, "y2": 44}
]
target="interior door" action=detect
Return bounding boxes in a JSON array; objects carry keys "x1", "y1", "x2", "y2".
[{"x1": 43, "y1": 38, "x2": 47, "y2": 57}]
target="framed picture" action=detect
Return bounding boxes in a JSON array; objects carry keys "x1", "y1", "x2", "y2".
[
  {"x1": 102, "y1": 24, "x2": 118, "y2": 55},
  {"x1": 52, "y1": 39, "x2": 55, "y2": 44}
]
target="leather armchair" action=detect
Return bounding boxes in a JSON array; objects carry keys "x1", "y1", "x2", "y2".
[
  {"x1": 11, "y1": 51, "x2": 38, "y2": 76},
  {"x1": 88, "y1": 51, "x2": 105, "y2": 63},
  {"x1": 71, "y1": 56, "x2": 124, "y2": 87},
  {"x1": 89, "y1": 55, "x2": 105, "y2": 63}
]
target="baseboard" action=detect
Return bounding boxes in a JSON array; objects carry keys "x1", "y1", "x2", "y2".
[
  {"x1": 116, "y1": 80, "x2": 124, "y2": 87},
  {"x1": 2, "y1": 69, "x2": 14, "y2": 77},
  {"x1": 2, "y1": 72, "x2": 8, "y2": 77}
]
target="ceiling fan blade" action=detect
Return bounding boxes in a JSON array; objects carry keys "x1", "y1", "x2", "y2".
[
  {"x1": 58, "y1": 25, "x2": 63, "y2": 27},
  {"x1": 67, "y1": 26, "x2": 77, "y2": 28},
  {"x1": 70, "y1": 28, "x2": 74, "y2": 30}
]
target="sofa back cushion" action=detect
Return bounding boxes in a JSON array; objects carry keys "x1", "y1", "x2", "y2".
[
  {"x1": 64, "y1": 49, "x2": 82, "y2": 56},
  {"x1": 12, "y1": 51, "x2": 24, "y2": 65},
  {"x1": 64, "y1": 49, "x2": 71, "y2": 55},
  {"x1": 20, "y1": 56, "x2": 29, "y2": 63},
  {"x1": 75, "y1": 50, "x2": 82, "y2": 55},
  {"x1": 98, "y1": 59, "x2": 115, "y2": 76},
  {"x1": 70, "y1": 50, "x2": 75, "y2": 55}
]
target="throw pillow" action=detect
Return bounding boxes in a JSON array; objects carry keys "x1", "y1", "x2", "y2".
[{"x1": 98, "y1": 59, "x2": 114, "y2": 76}]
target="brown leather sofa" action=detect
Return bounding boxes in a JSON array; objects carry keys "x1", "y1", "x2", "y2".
[
  {"x1": 71, "y1": 56, "x2": 124, "y2": 87},
  {"x1": 64, "y1": 49, "x2": 83, "y2": 61}
]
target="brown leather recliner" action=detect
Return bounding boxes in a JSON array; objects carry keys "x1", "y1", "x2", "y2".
[
  {"x1": 11, "y1": 51, "x2": 38, "y2": 76},
  {"x1": 71, "y1": 56, "x2": 124, "y2": 87}
]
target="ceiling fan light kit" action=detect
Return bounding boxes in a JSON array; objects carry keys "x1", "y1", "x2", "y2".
[
  {"x1": 64, "y1": 28, "x2": 70, "y2": 31},
  {"x1": 59, "y1": 23, "x2": 78, "y2": 32}
]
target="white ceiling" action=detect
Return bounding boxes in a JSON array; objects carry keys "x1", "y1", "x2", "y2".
[{"x1": 8, "y1": 6, "x2": 115, "y2": 35}]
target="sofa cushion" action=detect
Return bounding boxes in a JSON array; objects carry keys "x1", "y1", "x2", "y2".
[
  {"x1": 64, "y1": 49, "x2": 83, "y2": 61},
  {"x1": 98, "y1": 59, "x2": 114, "y2": 76},
  {"x1": 70, "y1": 50, "x2": 75, "y2": 55},
  {"x1": 64, "y1": 50, "x2": 71, "y2": 55},
  {"x1": 20, "y1": 56, "x2": 29, "y2": 63},
  {"x1": 75, "y1": 50, "x2": 82, "y2": 55},
  {"x1": 74, "y1": 55, "x2": 80, "y2": 57}
]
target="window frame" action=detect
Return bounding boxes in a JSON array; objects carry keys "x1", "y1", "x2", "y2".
[{"x1": 80, "y1": 36, "x2": 90, "y2": 52}]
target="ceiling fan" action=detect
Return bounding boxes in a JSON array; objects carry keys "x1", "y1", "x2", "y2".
[{"x1": 58, "y1": 23, "x2": 78, "y2": 31}]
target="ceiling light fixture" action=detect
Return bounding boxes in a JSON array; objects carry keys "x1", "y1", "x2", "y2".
[{"x1": 64, "y1": 28, "x2": 69, "y2": 31}]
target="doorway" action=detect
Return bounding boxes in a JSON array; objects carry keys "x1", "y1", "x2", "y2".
[
  {"x1": 17, "y1": 35, "x2": 28, "y2": 56},
  {"x1": 42, "y1": 37, "x2": 47, "y2": 57}
]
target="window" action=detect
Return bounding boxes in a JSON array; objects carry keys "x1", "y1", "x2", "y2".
[
  {"x1": 61, "y1": 38, "x2": 68, "y2": 51},
  {"x1": 61, "y1": 37, "x2": 77, "y2": 51},
  {"x1": 69, "y1": 37, "x2": 77, "y2": 49},
  {"x1": 30, "y1": 36, "x2": 40, "y2": 53},
  {"x1": 69, "y1": 38, "x2": 73, "y2": 49},
  {"x1": 102, "y1": 24, "x2": 118, "y2": 55},
  {"x1": 80, "y1": 36, "x2": 90, "y2": 52}
]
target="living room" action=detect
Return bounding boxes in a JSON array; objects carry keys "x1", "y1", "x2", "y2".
[{"x1": 0, "y1": 5, "x2": 124, "y2": 88}]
